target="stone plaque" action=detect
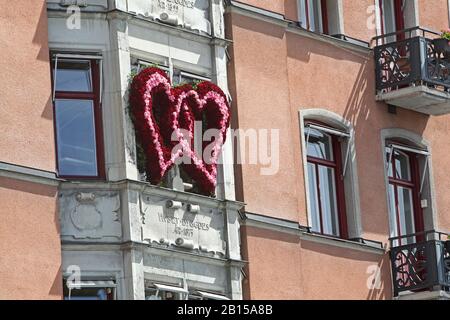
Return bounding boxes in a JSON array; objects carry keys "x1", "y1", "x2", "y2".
[
  {"x1": 59, "y1": 191, "x2": 122, "y2": 241},
  {"x1": 141, "y1": 196, "x2": 226, "y2": 255},
  {"x1": 127, "y1": 0, "x2": 211, "y2": 34}
]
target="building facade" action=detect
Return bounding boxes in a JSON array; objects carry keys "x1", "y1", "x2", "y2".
[
  {"x1": 2, "y1": 0, "x2": 243, "y2": 300},
  {"x1": 0, "y1": 0, "x2": 62, "y2": 299},
  {"x1": 226, "y1": 0, "x2": 450, "y2": 300},
  {"x1": 1, "y1": 0, "x2": 450, "y2": 300}
]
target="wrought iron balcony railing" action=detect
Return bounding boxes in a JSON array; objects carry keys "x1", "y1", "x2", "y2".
[
  {"x1": 389, "y1": 231, "x2": 450, "y2": 297},
  {"x1": 373, "y1": 27, "x2": 450, "y2": 115},
  {"x1": 374, "y1": 27, "x2": 450, "y2": 92}
]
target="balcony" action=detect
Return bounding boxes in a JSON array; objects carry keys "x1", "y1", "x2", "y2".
[
  {"x1": 373, "y1": 27, "x2": 450, "y2": 115},
  {"x1": 389, "y1": 231, "x2": 450, "y2": 299}
]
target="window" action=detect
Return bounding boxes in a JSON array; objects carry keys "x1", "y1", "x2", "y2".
[
  {"x1": 299, "y1": 0, "x2": 329, "y2": 34},
  {"x1": 386, "y1": 142, "x2": 426, "y2": 246},
  {"x1": 131, "y1": 58, "x2": 211, "y2": 194},
  {"x1": 188, "y1": 291, "x2": 230, "y2": 301},
  {"x1": 145, "y1": 283, "x2": 188, "y2": 300},
  {"x1": 172, "y1": 69, "x2": 211, "y2": 86},
  {"x1": 379, "y1": 0, "x2": 405, "y2": 38},
  {"x1": 304, "y1": 122, "x2": 348, "y2": 238},
  {"x1": 64, "y1": 280, "x2": 116, "y2": 300},
  {"x1": 298, "y1": 0, "x2": 344, "y2": 36},
  {"x1": 52, "y1": 54, "x2": 104, "y2": 179},
  {"x1": 378, "y1": 0, "x2": 418, "y2": 42}
]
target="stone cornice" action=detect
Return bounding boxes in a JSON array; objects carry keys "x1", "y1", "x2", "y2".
[{"x1": 0, "y1": 161, "x2": 61, "y2": 186}]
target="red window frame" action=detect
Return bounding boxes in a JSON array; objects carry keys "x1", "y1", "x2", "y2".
[
  {"x1": 306, "y1": 121, "x2": 348, "y2": 239},
  {"x1": 302, "y1": 0, "x2": 329, "y2": 35},
  {"x1": 51, "y1": 55, "x2": 105, "y2": 180},
  {"x1": 387, "y1": 143, "x2": 425, "y2": 245},
  {"x1": 379, "y1": 0, "x2": 406, "y2": 40}
]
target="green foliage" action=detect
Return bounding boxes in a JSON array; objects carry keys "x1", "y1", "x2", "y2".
[{"x1": 441, "y1": 29, "x2": 450, "y2": 40}]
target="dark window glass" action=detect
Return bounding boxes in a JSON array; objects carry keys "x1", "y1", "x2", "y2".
[
  {"x1": 55, "y1": 100, "x2": 97, "y2": 176},
  {"x1": 52, "y1": 57, "x2": 103, "y2": 178},
  {"x1": 54, "y1": 60, "x2": 92, "y2": 92}
]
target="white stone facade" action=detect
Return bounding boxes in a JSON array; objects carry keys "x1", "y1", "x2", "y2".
[{"x1": 47, "y1": 0, "x2": 243, "y2": 300}]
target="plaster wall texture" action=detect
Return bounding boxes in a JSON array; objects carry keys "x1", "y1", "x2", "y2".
[
  {"x1": 0, "y1": 177, "x2": 62, "y2": 299},
  {"x1": 227, "y1": 2, "x2": 450, "y2": 299},
  {"x1": 0, "y1": 0, "x2": 55, "y2": 172}
]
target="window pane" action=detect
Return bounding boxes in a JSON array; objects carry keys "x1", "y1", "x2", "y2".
[
  {"x1": 388, "y1": 184, "x2": 398, "y2": 235},
  {"x1": 172, "y1": 70, "x2": 208, "y2": 86},
  {"x1": 397, "y1": 186, "x2": 416, "y2": 244},
  {"x1": 55, "y1": 60, "x2": 92, "y2": 92},
  {"x1": 306, "y1": 128, "x2": 333, "y2": 160},
  {"x1": 145, "y1": 289, "x2": 182, "y2": 300},
  {"x1": 65, "y1": 288, "x2": 114, "y2": 300},
  {"x1": 386, "y1": 147, "x2": 394, "y2": 178},
  {"x1": 55, "y1": 100, "x2": 98, "y2": 176},
  {"x1": 307, "y1": 163, "x2": 321, "y2": 233},
  {"x1": 394, "y1": 150, "x2": 411, "y2": 181},
  {"x1": 298, "y1": 0, "x2": 308, "y2": 29},
  {"x1": 318, "y1": 165, "x2": 340, "y2": 237}
]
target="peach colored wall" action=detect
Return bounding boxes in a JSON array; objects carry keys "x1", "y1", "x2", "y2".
[
  {"x1": 227, "y1": 6, "x2": 450, "y2": 299},
  {"x1": 236, "y1": 0, "x2": 302, "y2": 22},
  {"x1": 418, "y1": 0, "x2": 449, "y2": 32},
  {"x1": 342, "y1": 0, "x2": 377, "y2": 42},
  {"x1": 227, "y1": 15, "x2": 301, "y2": 222},
  {"x1": 228, "y1": 10, "x2": 450, "y2": 241},
  {"x1": 238, "y1": 0, "x2": 286, "y2": 16},
  {"x1": 0, "y1": 177, "x2": 62, "y2": 300},
  {"x1": 242, "y1": 227, "x2": 392, "y2": 300},
  {"x1": 0, "y1": 0, "x2": 62, "y2": 300},
  {"x1": 0, "y1": 0, "x2": 55, "y2": 172}
]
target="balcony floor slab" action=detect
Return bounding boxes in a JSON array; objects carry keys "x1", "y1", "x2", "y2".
[
  {"x1": 395, "y1": 290, "x2": 450, "y2": 300},
  {"x1": 377, "y1": 85, "x2": 450, "y2": 116}
]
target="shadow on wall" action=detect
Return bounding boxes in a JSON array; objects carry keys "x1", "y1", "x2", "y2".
[
  {"x1": 32, "y1": 1, "x2": 51, "y2": 63},
  {"x1": 31, "y1": 2, "x2": 54, "y2": 121},
  {"x1": 286, "y1": 34, "x2": 432, "y2": 236},
  {"x1": 240, "y1": 226, "x2": 302, "y2": 300},
  {"x1": 49, "y1": 265, "x2": 63, "y2": 299}
]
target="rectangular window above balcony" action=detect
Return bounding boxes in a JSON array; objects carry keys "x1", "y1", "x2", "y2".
[
  {"x1": 52, "y1": 53, "x2": 105, "y2": 179},
  {"x1": 298, "y1": 0, "x2": 342, "y2": 35}
]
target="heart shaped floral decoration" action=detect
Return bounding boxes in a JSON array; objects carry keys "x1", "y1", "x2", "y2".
[{"x1": 129, "y1": 67, "x2": 231, "y2": 195}]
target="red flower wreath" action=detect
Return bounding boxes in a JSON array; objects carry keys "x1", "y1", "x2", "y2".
[{"x1": 129, "y1": 67, "x2": 231, "y2": 195}]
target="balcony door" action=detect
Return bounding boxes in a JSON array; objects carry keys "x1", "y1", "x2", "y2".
[
  {"x1": 380, "y1": 0, "x2": 406, "y2": 41},
  {"x1": 386, "y1": 145, "x2": 424, "y2": 246}
]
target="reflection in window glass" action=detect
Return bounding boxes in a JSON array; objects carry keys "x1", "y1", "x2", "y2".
[
  {"x1": 306, "y1": 128, "x2": 334, "y2": 160},
  {"x1": 145, "y1": 288, "x2": 184, "y2": 300},
  {"x1": 55, "y1": 100, "x2": 98, "y2": 176},
  {"x1": 394, "y1": 150, "x2": 411, "y2": 181},
  {"x1": 387, "y1": 146, "x2": 418, "y2": 246},
  {"x1": 63, "y1": 281, "x2": 115, "y2": 300},
  {"x1": 308, "y1": 163, "x2": 321, "y2": 233},
  {"x1": 318, "y1": 165, "x2": 340, "y2": 237},
  {"x1": 397, "y1": 186, "x2": 416, "y2": 243},
  {"x1": 55, "y1": 60, "x2": 92, "y2": 92}
]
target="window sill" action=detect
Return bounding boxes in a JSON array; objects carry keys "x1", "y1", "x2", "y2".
[{"x1": 299, "y1": 232, "x2": 387, "y2": 255}]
